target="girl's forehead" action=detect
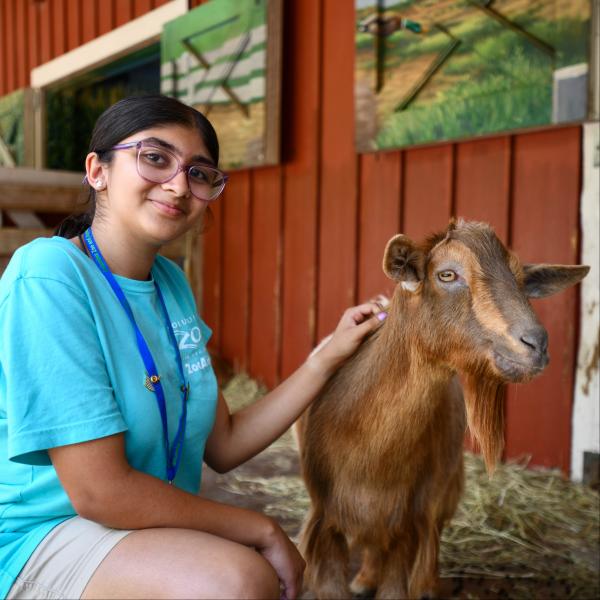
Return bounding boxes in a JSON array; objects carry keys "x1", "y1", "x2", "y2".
[{"x1": 120, "y1": 125, "x2": 209, "y2": 159}]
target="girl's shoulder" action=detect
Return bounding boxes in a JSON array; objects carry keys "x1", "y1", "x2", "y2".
[
  {"x1": 3, "y1": 236, "x2": 82, "y2": 277},
  {"x1": 0, "y1": 237, "x2": 86, "y2": 302}
]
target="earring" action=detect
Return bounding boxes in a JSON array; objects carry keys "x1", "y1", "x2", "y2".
[{"x1": 95, "y1": 180, "x2": 104, "y2": 190}]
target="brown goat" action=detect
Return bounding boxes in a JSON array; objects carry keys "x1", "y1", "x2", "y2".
[{"x1": 297, "y1": 220, "x2": 589, "y2": 599}]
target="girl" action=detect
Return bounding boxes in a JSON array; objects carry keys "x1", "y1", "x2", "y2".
[{"x1": 0, "y1": 95, "x2": 386, "y2": 600}]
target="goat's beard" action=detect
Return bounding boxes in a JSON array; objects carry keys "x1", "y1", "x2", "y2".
[{"x1": 462, "y1": 373, "x2": 506, "y2": 474}]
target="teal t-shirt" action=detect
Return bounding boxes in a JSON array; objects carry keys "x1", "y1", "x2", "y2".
[{"x1": 0, "y1": 236, "x2": 218, "y2": 597}]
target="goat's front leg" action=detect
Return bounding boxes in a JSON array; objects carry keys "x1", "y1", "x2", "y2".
[
  {"x1": 300, "y1": 509, "x2": 350, "y2": 599},
  {"x1": 350, "y1": 546, "x2": 381, "y2": 596},
  {"x1": 407, "y1": 519, "x2": 441, "y2": 599},
  {"x1": 374, "y1": 538, "x2": 412, "y2": 599}
]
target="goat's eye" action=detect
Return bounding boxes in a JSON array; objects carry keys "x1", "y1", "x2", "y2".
[{"x1": 438, "y1": 270, "x2": 457, "y2": 282}]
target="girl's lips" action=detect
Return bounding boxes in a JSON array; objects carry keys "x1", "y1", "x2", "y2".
[{"x1": 150, "y1": 199, "x2": 185, "y2": 217}]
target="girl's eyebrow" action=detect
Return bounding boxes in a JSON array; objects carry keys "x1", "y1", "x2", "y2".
[{"x1": 144, "y1": 136, "x2": 214, "y2": 166}]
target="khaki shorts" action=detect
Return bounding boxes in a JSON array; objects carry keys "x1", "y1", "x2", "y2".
[{"x1": 7, "y1": 516, "x2": 132, "y2": 600}]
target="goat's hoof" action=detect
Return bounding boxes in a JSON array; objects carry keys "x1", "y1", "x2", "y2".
[{"x1": 349, "y1": 577, "x2": 376, "y2": 598}]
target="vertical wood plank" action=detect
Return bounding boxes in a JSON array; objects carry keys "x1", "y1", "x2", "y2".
[
  {"x1": 98, "y1": 0, "x2": 115, "y2": 35},
  {"x1": 66, "y1": 0, "x2": 81, "y2": 51},
  {"x1": 15, "y1": 0, "x2": 28, "y2": 88},
  {"x1": 0, "y1": 1, "x2": 6, "y2": 96},
  {"x1": 39, "y1": 0, "x2": 52, "y2": 63},
  {"x1": 51, "y1": 0, "x2": 67, "y2": 57},
  {"x1": 114, "y1": 0, "x2": 134, "y2": 27},
  {"x1": 249, "y1": 167, "x2": 283, "y2": 388},
  {"x1": 82, "y1": 0, "x2": 98, "y2": 43},
  {"x1": 7, "y1": 0, "x2": 16, "y2": 91},
  {"x1": 221, "y1": 171, "x2": 251, "y2": 371},
  {"x1": 454, "y1": 136, "x2": 511, "y2": 243},
  {"x1": 280, "y1": 0, "x2": 321, "y2": 377},
  {"x1": 317, "y1": 0, "x2": 358, "y2": 339},
  {"x1": 134, "y1": 0, "x2": 153, "y2": 16},
  {"x1": 202, "y1": 196, "x2": 223, "y2": 353},
  {"x1": 505, "y1": 127, "x2": 582, "y2": 473},
  {"x1": 403, "y1": 144, "x2": 454, "y2": 241},
  {"x1": 357, "y1": 151, "x2": 402, "y2": 302},
  {"x1": 27, "y1": 1, "x2": 41, "y2": 73}
]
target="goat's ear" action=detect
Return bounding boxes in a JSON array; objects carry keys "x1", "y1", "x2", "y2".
[
  {"x1": 522, "y1": 264, "x2": 590, "y2": 298},
  {"x1": 382, "y1": 234, "x2": 425, "y2": 289}
]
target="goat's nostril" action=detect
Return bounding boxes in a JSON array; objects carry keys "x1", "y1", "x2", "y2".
[{"x1": 520, "y1": 328, "x2": 548, "y2": 354}]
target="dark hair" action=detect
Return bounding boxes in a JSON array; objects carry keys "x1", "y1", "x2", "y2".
[{"x1": 55, "y1": 94, "x2": 220, "y2": 238}]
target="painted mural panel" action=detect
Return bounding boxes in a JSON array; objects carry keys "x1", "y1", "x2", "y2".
[
  {"x1": 0, "y1": 90, "x2": 25, "y2": 166},
  {"x1": 161, "y1": 0, "x2": 281, "y2": 170},
  {"x1": 355, "y1": 0, "x2": 592, "y2": 152}
]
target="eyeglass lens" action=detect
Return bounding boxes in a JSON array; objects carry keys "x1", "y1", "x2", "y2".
[{"x1": 137, "y1": 146, "x2": 225, "y2": 201}]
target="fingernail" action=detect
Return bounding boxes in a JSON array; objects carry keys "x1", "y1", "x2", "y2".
[{"x1": 377, "y1": 311, "x2": 388, "y2": 321}]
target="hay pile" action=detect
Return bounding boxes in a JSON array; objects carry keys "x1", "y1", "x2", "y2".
[
  {"x1": 221, "y1": 374, "x2": 599, "y2": 599},
  {"x1": 441, "y1": 454, "x2": 599, "y2": 599}
]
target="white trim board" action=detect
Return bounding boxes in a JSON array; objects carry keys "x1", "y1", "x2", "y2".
[
  {"x1": 30, "y1": 0, "x2": 188, "y2": 89},
  {"x1": 571, "y1": 121, "x2": 600, "y2": 481}
]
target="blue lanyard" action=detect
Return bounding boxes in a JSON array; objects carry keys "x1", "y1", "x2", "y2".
[{"x1": 82, "y1": 228, "x2": 189, "y2": 484}]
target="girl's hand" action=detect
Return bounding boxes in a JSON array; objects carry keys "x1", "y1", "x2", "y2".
[
  {"x1": 308, "y1": 295, "x2": 389, "y2": 377},
  {"x1": 257, "y1": 519, "x2": 306, "y2": 600}
]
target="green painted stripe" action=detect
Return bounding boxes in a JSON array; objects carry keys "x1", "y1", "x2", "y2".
[
  {"x1": 162, "y1": 0, "x2": 266, "y2": 62},
  {"x1": 163, "y1": 69, "x2": 266, "y2": 88}
]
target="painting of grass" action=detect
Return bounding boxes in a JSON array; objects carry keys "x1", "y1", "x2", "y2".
[
  {"x1": 0, "y1": 90, "x2": 25, "y2": 166},
  {"x1": 355, "y1": 0, "x2": 592, "y2": 151}
]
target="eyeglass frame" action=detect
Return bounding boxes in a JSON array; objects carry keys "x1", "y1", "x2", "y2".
[{"x1": 94, "y1": 139, "x2": 228, "y2": 202}]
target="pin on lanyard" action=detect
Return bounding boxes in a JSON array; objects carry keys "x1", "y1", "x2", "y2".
[{"x1": 82, "y1": 228, "x2": 189, "y2": 484}]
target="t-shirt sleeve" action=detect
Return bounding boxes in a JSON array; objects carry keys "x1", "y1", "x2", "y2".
[{"x1": 0, "y1": 276, "x2": 127, "y2": 466}]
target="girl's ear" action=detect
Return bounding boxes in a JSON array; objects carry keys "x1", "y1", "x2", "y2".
[{"x1": 85, "y1": 152, "x2": 107, "y2": 190}]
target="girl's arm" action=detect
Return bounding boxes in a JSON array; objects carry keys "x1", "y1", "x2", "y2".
[
  {"x1": 204, "y1": 301, "x2": 386, "y2": 473},
  {"x1": 49, "y1": 434, "x2": 305, "y2": 599}
]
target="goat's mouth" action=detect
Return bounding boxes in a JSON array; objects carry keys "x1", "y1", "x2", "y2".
[{"x1": 492, "y1": 350, "x2": 548, "y2": 382}]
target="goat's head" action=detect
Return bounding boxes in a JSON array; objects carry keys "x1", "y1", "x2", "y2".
[
  {"x1": 382, "y1": 219, "x2": 589, "y2": 470},
  {"x1": 383, "y1": 219, "x2": 588, "y2": 382}
]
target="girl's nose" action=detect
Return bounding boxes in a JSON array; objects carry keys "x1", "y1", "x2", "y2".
[{"x1": 162, "y1": 168, "x2": 190, "y2": 197}]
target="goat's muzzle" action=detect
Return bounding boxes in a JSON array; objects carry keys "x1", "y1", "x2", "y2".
[{"x1": 492, "y1": 325, "x2": 549, "y2": 382}]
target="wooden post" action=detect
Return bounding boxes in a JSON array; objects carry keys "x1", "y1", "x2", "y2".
[
  {"x1": 33, "y1": 87, "x2": 46, "y2": 169},
  {"x1": 23, "y1": 88, "x2": 36, "y2": 167}
]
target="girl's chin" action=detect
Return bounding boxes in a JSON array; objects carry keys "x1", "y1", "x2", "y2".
[{"x1": 143, "y1": 216, "x2": 195, "y2": 243}]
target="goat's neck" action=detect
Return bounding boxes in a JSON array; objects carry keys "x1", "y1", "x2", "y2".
[
  {"x1": 370, "y1": 290, "x2": 505, "y2": 471},
  {"x1": 367, "y1": 291, "x2": 455, "y2": 409}
]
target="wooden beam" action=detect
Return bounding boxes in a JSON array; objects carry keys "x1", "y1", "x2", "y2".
[
  {"x1": 0, "y1": 166, "x2": 85, "y2": 212},
  {"x1": 0, "y1": 227, "x2": 186, "y2": 260},
  {"x1": 0, "y1": 227, "x2": 49, "y2": 254},
  {"x1": 0, "y1": 166, "x2": 83, "y2": 186}
]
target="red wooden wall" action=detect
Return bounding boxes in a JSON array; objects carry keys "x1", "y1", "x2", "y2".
[
  {"x1": 0, "y1": 0, "x2": 181, "y2": 95},
  {"x1": 200, "y1": 1, "x2": 583, "y2": 474},
  {"x1": 0, "y1": 0, "x2": 583, "y2": 473}
]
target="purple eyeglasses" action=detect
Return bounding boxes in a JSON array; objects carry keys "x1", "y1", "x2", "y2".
[{"x1": 100, "y1": 139, "x2": 228, "y2": 202}]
